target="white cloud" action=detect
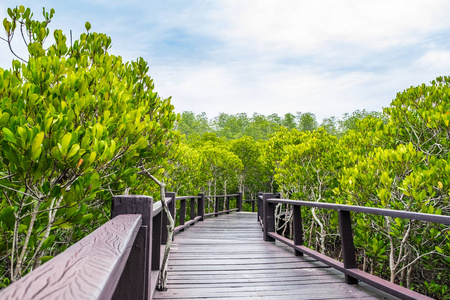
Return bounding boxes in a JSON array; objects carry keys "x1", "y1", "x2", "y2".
[
  {"x1": 416, "y1": 50, "x2": 450, "y2": 71},
  {"x1": 215, "y1": 0, "x2": 450, "y2": 54},
  {"x1": 1, "y1": 1, "x2": 450, "y2": 122}
]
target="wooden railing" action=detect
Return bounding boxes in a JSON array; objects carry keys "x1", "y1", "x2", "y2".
[
  {"x1": 7, "y1": 190, "x2": 444, "y2": 299},
  {"x1": 174, "y1": 193, "x2": 242, "y2": 233},
  {"x1": 258, "y1": 193, "x2": 450, "y2": 300},
  {"x1": 0, "y1": 192, "x2": 242, "y2": 300}
]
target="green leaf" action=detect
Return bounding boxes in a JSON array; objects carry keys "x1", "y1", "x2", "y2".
[
  {"x1": 0, "y1": 179, "x2": 19, "y2": 188},
  {"x1": 51, "y1": 146, "x2": 62, "y2": 161},
  {"x1": 80, "y1": 213, "x2": 93, "y2": 224},
  {"x1": 40, "y1": 235, "x2": 55, "y2": 251},
  {"x1": 0, "y1": 206, "x2": 15, "y2": 228},
  {"x1": 31, "y1": 132, "x2": 45, "y2": 160},
  {"x1": 23, "y1": 8, "x2": 30, "y2": 19},
  {"x1": 136, "y1": 137, "x2": 148, "y2": 149},
  {"x1": 39, "y1": 256, "x2": 53, "y2": 263},
  {"x1": 67, "y1": 143, "x2": 80, "y2": 158},
  {"x1": 50, "y1": 185, "x2": 62, "y2": 198},
  {"x1": 65, "y1": 205, "x2": 77, "y2": 218},
  {"x1": 70, "y1": 212, "x2": 84, "y2": 223},
  {"x1": 0, "y1": 112, "x2": 9, "y2": 126},
  {"x1": 42, "y1": 181, "x2": 50, "y2": 194},
  {"x1": 61, "y1": 132, "x2": 72, "y2": 155},
  {"x1": 85, "y1": 21, "x2": 91, "y2": 31},
  {"x1": 88, "y1": 151, "x2": 97, "y2": 164},
  {"x1": 2, "y1": 128, "x2": 16, "y2": 144},
  {"x1": 58, "y1": 223, "x2": 73, "y2": 230}
]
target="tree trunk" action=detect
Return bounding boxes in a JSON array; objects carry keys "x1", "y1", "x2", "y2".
[{"x1": 142, "y1": 171, "x2": 174, "y2": 291}]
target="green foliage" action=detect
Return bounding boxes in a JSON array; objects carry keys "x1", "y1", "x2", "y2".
[
  {"x1": 296, "y1": 112, "x2": 318, "y2": 132},
  {"x1": 385, "y1": 76, "x2": 450, "y2": 157},
  {"x1": 281, "y1": 113, "x2": 297, "y2": 130},
  {"x1": 164, "y1": 143, "x2": 203, "y2": 195},
  {"x1": 199, "y1": 144, "x2": 243, "y2": 196},
  {"x1": 338, "y1": 109, "x2": 385, "y2": 135},
  {"x1": 275, "y1": 128, "x2": 342, "y2": 253},
  {"x1": 319, "y1": 116, "x2": 338, "y2": 135},
  {"x1": 0, "y1": 6, "x2": 178, "y2": 285},
  {"x1": 276, "y1": 128, "x2": 341, "y2": 200},
  {"x1": 229, "y1": 136, "x2": 269, "y2": 199},
  {"x1": 177, "y1": 111, "x2": 211, "y2": 140}
]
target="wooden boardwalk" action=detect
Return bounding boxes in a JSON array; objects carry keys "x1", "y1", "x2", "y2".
[{"x1": 153, "y1": 212, "x2": 397, "y2": 300}]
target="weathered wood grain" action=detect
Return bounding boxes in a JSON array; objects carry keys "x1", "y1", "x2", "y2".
[
  {"x1": 111, "y1": 195, "x2": 153, "y2": 300},
  {"x1": 153, "y1": 212, "x2": 397, "y2": 300},
  {"x1": 0, "y1": 214, "x2": 142, "y2": 300}
]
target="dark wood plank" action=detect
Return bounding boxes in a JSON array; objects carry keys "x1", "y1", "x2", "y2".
[
  {"x1": 154, "y1": 282, "x2": 394, "y2": 299},
  {"x1": 153, "y1": 212, "x2": 398, "y2": 300}
]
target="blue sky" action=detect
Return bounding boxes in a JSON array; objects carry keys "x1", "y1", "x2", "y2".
[{"x1": 2, "y1": 1, "x2": 450, "y2": 121}]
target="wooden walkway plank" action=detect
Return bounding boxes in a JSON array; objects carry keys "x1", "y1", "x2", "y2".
[{"x1": 153, "y1": 212, "x2": 398, "y2": 300}]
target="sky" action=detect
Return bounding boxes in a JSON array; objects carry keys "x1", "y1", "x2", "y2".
[{"x1": 1, "y1": 1, "x2": 450, "y2": 122}]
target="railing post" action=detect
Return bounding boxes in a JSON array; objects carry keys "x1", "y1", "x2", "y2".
[
  {"x1": 152, "y1": 208, "x2": 162, "y2": 270},
  {"x1": 237, "y1": 192, "x2": 243, "y2": 211},
  {"x1": 257, "y1": 192, "x2": 263, "y2": 222},
  {"x1": 338, "y1": 210, "x2": 358, "y2": 284},
  {"x1": 263, "y1": 193, "x2": 276, "y2": 242},
  {"x1": 168, "y1": 192, "x2": 176, "y2": 221},
  {"x1": 162, "y1": 192, "x2": 176, "y2": 245},
  {"x1": 293, "y1": 205, "x2": 303, "y2": 256},
  {"x1": 215, "y1": 196, "x2": 219, "y2": 217},
  {"x1": 111, "y1": 195, "x2": 153, "y2": 300},
  {"x1": 190, "y1": 198, "x2": 196, "y2": 221},
  {"x1": 226, "y1": 195, "x2": 230, "y2": 214},
  {"x1": 179, "y1": 199, "x2": 186, "y2": 231},
  {"x1": 251, "y1": 199, "x2": 255, "y2": 212},
  {"x1": 198, "y1": 193, "x2": 205, "y2": 221}
]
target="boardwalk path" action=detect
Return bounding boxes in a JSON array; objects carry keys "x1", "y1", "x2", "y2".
[{"x1": 153, "y1": 212, "x2": 397, "y2": 300}]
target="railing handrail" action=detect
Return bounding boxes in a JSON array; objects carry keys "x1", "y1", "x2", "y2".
[
  {"x1": 267, "y1": 197, "x2": 450, "y2": 224},
  {"x1": 175, "y1": 195, "x2": 200, "y2": 200}
]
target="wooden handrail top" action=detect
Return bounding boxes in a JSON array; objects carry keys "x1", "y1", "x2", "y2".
[
  {"x1": 153, "y1": 197, "x2": 176, "y2": 215},
  {"x1": 206, "y1": 194, "x2": 239, "y2": 198},
  {"x1": 0, "y1": 214, "x2": 142, "y2": 300},
  {"x1": 267, "y1": 198, "x2": 450, "y2": 225},
  {"x1": 175, "y1": 196, "x2": 200, "y2": 200},
  {"x1": 153, "y1": 200, "x2": 162, "y2": 215},
  {"x1": 174, "y1": 194, "x2": 239, "y2": 200}
]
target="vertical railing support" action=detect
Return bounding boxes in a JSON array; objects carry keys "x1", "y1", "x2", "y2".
[
  {"x1": 162, "y1": 192, "x2": 176, "y2": 245},
  {"x1": 292, "y1": 205, "x2": 303, "y2": 256},
  {"x1": 179, "y1": 199, "x2": 186, "y2": 231},
  {"x1": 152, "y1": 209, "x2": 162, "y2": 270},
  {"x1": 214, "y1": 196, "x2": 219, "y2": 217},
  {"x1": 237, "y1": 192, "x2": 243, "y2": 212},
  {"x1": 198, "y1": 193, "x2": 205, "y2": 221},
  {"x1": 338, "y1": 210, "x2": 358, "y2": 284},
  {"x1": 111, "y1": 195, "x2": 153, "y2": 300},
  {"x1": 263, "y1": 193, "x2": 276, "y2": 242},
  {"x1": 226, "y1": 196, "x2": 230, "y2": 214},
  {"x1": 190, "y1": 197, "x2": 196, "y2": 221},
  {"x1": 257, "y1": 192, "x2": 263, "y2": 222}
]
